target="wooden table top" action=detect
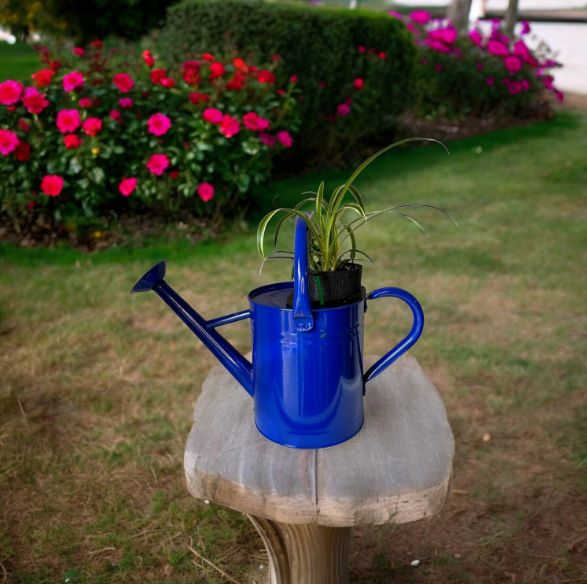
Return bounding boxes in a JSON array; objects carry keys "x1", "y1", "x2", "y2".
[{"x1": 184, "y1": 354, "x2": 454, "y2": 527}]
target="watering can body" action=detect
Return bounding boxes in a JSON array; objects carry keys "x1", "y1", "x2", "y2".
[{"x1": 131, "y1": 217, "x2": 424, "y2": 449}]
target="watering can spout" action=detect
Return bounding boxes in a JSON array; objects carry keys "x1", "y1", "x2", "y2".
[{"x1": 130, "y1": 261, "x2": 254, "y2": 397}]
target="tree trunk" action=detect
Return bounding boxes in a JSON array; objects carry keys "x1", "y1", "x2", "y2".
[
  {"x1": 504, "y1": 0, "x2": 519, "y2": 37},
  {"x1": 446, "y1": 0, "x2": 473, "y2": 31}
]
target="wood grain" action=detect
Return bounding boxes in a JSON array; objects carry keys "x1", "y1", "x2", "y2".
[{"x1": 184, "y1": 354, "x2": 454, "y2": 527}]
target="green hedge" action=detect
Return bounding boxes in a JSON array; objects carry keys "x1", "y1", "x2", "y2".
[{"x1": 160, "y1": 0, "x2": 415, "y2": 163}]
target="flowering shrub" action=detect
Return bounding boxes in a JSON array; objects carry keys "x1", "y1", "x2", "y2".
[
  {"x1": 392, "y1": 11, "x2": 562, "y2": 119},
  {"x1": 0, "y1": 42, "x2": 300, "y2": 232}
]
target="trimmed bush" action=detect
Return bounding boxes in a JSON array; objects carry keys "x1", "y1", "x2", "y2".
[{"x1": 160, "y1": 1, "x2": 416, "y2": 163}]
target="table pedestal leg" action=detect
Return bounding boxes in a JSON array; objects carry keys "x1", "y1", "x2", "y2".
[{"x1": 248, "y1": 515, "x2": 352, "y2": 584}]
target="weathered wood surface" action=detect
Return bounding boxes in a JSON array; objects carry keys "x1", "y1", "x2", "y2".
[{"x1": 184, "y1": 354, "x2": 454, "y2": 527}]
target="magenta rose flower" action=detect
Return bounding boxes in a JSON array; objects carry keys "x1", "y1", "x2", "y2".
[
  {"x1": 64, "y1": 134, "x2": 82, "y2": 149},
  {"x1": 487, "y1": 41, "x2": 508, "y2": 57},
  {"x1": 147, "y1": 113, "x2": 172, "y2": 136},
  {"x1": 72, "y1": 47, "x2": 85, "y2": 56},
  {"x1": 82, "y1": 117, "x2": 102, "y2": 136},
  {"x1": 220, "y1": 115, "x2": 240, "y2": 138},
  {"x1": 119, "y1": 98, "x2": 133, "y2": 109},
  {"x1": 260, "y1": 132, "x2": 275, "y2": 147},
  {"x1": 146, "y1": 154, "x2": 170, "y2": 175},
  {"x1": 0, "y1": 129, "x2": 19, "y2": 155},
  {"x1": 63, "y1": 71, "x2": 84, "y2": 92},
  {"x1": 486, "y1": 77, "x2": 495, "y2": 86},
  {"x1": 119, "y1": 177, "x2": 137, "y2": 196},
  {"x1": 242, "y1": 112, "x2": 270, "y2": 131},
  {"x1": 353, "y1": 78, "x2": 364, "y2": 89},
  {"x1": 197, "y1": 183, "x2": 214, "y2": 202},
  {"x1": 469, "y1": 29, "x2": 483, "y2": 46},
  {"x1": 0, "y1": 80, "x2": 23, "y2": 105},
  {"x1": 113, "y1": 73, "x2": 134, "y2": 93},
  {"x1": 336, "y1": 103, "x2": 350, "y2": 116},
  {"x1": 277, "y1": 131, "x2": 293, "y2": 148},
  {"x1": 56, "y1": 109, "x2": 81, "y2": 133},
  {"x1": 513, "y1": 40, "x2": 530, "y2": 62},
  {"x1": 79, "y1": 97, "x2": 93, "y2": 108},
  {"x1": 31, "y1": 69, "x2": 54, "y2": 87},
  {"x1": 504, "y1": 56, "x2": 522, "y2": 73},
  {"x1": 508, "y1": 81, "x2": 522, "y2": 95},
  {"x1": 23, "y1": 88, "x2": 49, "y2": 114},
  {"x1": 410, "y1": 10, "x2": 431, "y2": 24},
  {"x1": 41, "y1": 175, "x2": 64, "y2": 196},
  {"x1": 202, "y1": 108, "x2": 223, "y2": 124},
  {"x1": 110, "y1": 110, "x2": 121, "y2": 120},
  {"x1": 388, "y1": 11, "x2": 402, "y2": 19}
]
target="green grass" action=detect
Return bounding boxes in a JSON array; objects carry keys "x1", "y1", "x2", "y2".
[
  {"x1": 1, "y1": 112, "x2": 587, "y2": 583},
  {"x1": 0, "y1": 42, "x2": 41, "y2": 82}
]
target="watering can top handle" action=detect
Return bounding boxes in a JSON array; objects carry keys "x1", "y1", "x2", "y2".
[{"x1": 293, "y1": 216, "x2": 314, "y2": 332}]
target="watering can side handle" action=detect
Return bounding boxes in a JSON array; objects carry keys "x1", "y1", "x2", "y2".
[
  {"x1": 206, "y1": 310, "x2": 251, "y2": 329},
  {"x1": 293, "y1": 216, "x2": 314, "y2": 332},
  {"x1": 362, "y1": 287, "x2": 424, "y2": 387}
]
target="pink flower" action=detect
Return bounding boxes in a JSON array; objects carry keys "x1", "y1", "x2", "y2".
[
  {"x1": 353, "y1": 78, "x2": 364, "y2": 89},
  {"x1": 110, "y1": 110, "x2": 121, "y2": 120},
  {"x1": 469, "y1": 29, "x2": 483, "y2": 46},
  {"x1": 242, "y1": 112, "x2": 270, "y2": 131},
  {"x1": 72, "y1": 47, "x2": 85, "y2": 56},
  {"x1": 56, "y1": 109, "x2": 81, "y2": 133},
  {"x1": 147, "y1": 113, "x2": 171, "y2": 136},
  {"x1": 486, "y1": 77, "x2": 495, "y2": 86},
  {"x1": 388, "y1": 11, "x2": 402, "y2": 19},
  {"x1": 119, "y1": 177, "x2": 137, "y2": 196},
  {"x1": 202, "y1": 53, "x2": 215, "y2": 62},
  {"x1": 428, "y1": 28, "x2": 458, "y2": 44},
  {"x1": 209, "y1": 62, "x2": 225, "y2": 80},
  {"x1": 197, "y1": 183, "x2": 214, "y2": 202},
  {"x1": 151, "y1": 69, "x2": 166, "y2": 84},
  {"x1": 119, "y1": 97, "x2": 133, "y2": 109},
  {"x1": 487, "y1": 41, "x2": 508, "y2": 57},
  {"x1": 476, "y1": 63, "x2": 483, "y2": 70},
  {"x1": 189, "y1": 92, "x2": 209, "y2": 105},
  {"x1": 64, "y1": 134, "x2": 82, "y2": 149},
  {"x1": 90, "y1": 40, "x2": 102, "y2": 49},
  {"x1": 520, "y1": 80, "x2": 529, "y2": 92},
  {"x1": 41, "y1": 175, "x2": 63, "y2": 196},
  {"x1": 23, "y1": 90, "x2": 49, "y2": 114},
  {"x1": 290, "y1": 75, "x2": 298, "y2": 83},
  {"x1": 358, "y1": 46, "x2": 366, "y2": 53},
  {"x1": 513, "y1": 40, "x2": 530, "y2": 62},
  {"x1": 0, "y1": 80, "x2": 23, "y2": 105},
  {"x1": 410, "y1": 10, "x2": 431, "y2": 24},
  {"x1": 79, "y1": 97, "x2": 93, "y2": 108},
  {"x1": 63, "y1": 71, "x2": 84, "y2": 92},
  {"x1": 406, "y1": 22, "x2": 420, "y2": 35},
  {"x1": 260, "y1": 132, "x2": 275, "y2": 147},
  {"x1": 160, "y1": 77, "x2": 175, "y2": 88},
  {"x1": 336, "y1": 103, "x2": 350, "y2": 116},
  {"x1": 542, "y1": 75, "x2": 554, "y2": 90},
  {"x1": 113, "y1": 73, "x2": 134, "y2": 92},
  {"x1": 31, "y1": 69, "x2": 54, "y2": 87},
  {"x1": 82, "y1": 117, "x2": 102, "y2": 136},
  {"x1": 277, "y1": 131, "x2": 292, "y2": 148},
  {"x1": 143, "y1": 50, "x2": 155, "y2": 68},
  {"x1": 257, "y1": 70, "x2": 276, "y2": 84},
  {"x1": 504, "y1": 56, "x2": 522, "y2": 73},
  {"x1": 146, "y1": 154, "x2": 169, "y2": 175},
  {"x1": 555, "y1": 90, "x2": 564, "y2": 101},
  {"x1": 18, "y1": 119, "x2": 30, "y2": 132},
  {"x1": 424, "y1": 39, "x2": 452, "y2": 53},
  {"x1": 169, "y1": 170, "x2": 180, "y2": 179},
  {"x1": 508, "y1": 81, "x2": 522, "y2": 95},
  {"x1": 379, "y1": 52, "x2": 386, "y2": 59},
  {"x1": 519, "y1": 21, "x2": 531, "y2": 35},
  {"x1": 220, "y1": 114, "x2": 240, "y2": 138},
  {"x1": 202, "y1": 108, "x2": 223, "y2": 124},
  {"x1": 0, "y1": 129, "x2": 19, "y2": 155},
  {"x1": 435, "y1": 64, "x2": 443, "y2": 71}
]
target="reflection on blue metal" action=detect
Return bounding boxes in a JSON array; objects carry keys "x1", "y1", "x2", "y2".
[{"x1": 131, "y1": 217, "x2": 425, "y2": 449}]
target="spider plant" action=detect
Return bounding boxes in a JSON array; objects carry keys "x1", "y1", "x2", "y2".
[{"x1": 257, "y1": 138, "x2": 456, "y2": 274}]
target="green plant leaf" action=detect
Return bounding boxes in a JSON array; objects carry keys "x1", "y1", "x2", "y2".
[{"x1": 257, "y1": 209, "x2": 319, "y2": 257}]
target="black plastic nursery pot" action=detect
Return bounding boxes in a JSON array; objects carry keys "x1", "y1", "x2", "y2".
[{"x1": 308, "y1": 262, "x2": 363, "y2": 309}]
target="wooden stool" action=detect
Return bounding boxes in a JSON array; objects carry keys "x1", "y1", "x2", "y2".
[{"x1": 184, "y1": 355, "x2": 454, "y2": 584}]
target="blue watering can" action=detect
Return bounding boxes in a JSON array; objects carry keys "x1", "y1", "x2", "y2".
[{"x1": 131, "y1": 217, "x2": 424, "y2": 449}]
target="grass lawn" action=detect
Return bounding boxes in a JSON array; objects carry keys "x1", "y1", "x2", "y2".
[
  {"x1": 1, "y1": 112, "x2": 586, "y2": 583},
  {"x1": 0, "y1": 42, "x2": 41, "y2": 82}
]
